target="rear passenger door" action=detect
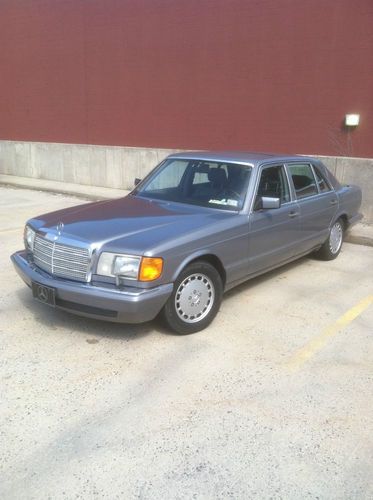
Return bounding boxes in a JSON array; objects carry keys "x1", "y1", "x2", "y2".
[
  {"x1": 248, "y1": 164, "x2": 300, "y2": 274},
  {"x1": 286, "y1": 162, "x2": 338, "y2": 254}
]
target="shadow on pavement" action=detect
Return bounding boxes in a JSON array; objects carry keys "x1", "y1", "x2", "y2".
[
  {"x1": 16, "y1": 287, "x2": 172, "y2": 340},
  {"x1": 16, "y1": 255, "x2": 313, "y2": 339},
  {"x1": 224, "y1": 255, "x2": 310, "y2": 299}
]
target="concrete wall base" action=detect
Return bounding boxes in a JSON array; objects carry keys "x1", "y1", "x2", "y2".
[
  {"x1": 0, "y1": 141, "x2": 180, "y2": 191},
  {"x1": 0, "y1": 140, "x2": 372, "y2": 222}
]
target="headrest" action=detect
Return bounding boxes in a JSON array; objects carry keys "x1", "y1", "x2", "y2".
[
  {"x1": 195, "y1": 163, "x2": 210, "y2": 174},
  {"x1": 208, "y1": 168, "x2": 227, "y2": 184}
]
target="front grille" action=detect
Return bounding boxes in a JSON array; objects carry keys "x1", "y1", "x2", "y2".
[{"x1": 33, "y1": 234, "x2": 90, "y2": 282}]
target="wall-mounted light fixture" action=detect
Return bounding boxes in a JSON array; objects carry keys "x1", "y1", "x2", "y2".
[{"x1": 345, "y1": 114, "x2": 360, "y2": 127}]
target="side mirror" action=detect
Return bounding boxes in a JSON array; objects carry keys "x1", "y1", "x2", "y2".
[
  {"x1": 261, "y1": 196, "x2": 281, "y2": 209},
  {"x1": 254, "y1": 196, "x2": 280, "y2": 210},
  {"x1": 134, "y1": 178, "x2": 142, "y2": 187}
]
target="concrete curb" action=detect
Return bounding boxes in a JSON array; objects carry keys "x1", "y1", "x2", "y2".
[
  {"x1": 1, "y1": 173, "x2": 372, "y2": 247},
  {"x1": 0, "y1": 174, "x2": 129, "y2": 201},
  {"x1": 0, "y1": 181, "x2": 108, "y2": 201},
  {"x1": 345, "y1": 231, "x2": 373, "y2": 248}
]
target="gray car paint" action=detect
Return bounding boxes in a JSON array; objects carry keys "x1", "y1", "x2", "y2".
[{"x1": 11, "y1": 152, "x2": 362, "y2": 323}]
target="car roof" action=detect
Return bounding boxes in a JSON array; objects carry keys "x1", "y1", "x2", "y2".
[{"x1": 167, "y1": 151, "x2": 317, "y2": 167}]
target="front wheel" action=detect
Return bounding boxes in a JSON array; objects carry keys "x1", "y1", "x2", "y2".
[
  {"x1": 161, "y1": 261, "x2": 223, "y2": 334},
  {"x1": 315, "y1": 218, "x2": 344, "y2": 260}
]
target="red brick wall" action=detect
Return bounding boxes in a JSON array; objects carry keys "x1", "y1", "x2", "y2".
[{"x1": 0, "y1": 0, "x2": 372, "y2": 157}]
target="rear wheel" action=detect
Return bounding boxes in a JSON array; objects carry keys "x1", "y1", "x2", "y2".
[
  {"x1": 315, "y1": 218, "x2": 344, "y2": 260},
  {"x1": 161, "y1": 261, "x2": 223, "y2": 334}
]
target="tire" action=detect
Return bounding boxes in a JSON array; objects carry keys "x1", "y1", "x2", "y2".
[
  {"x1": 315, "y1": 218, "x2": 344, "y2": 261},
  {"x1": 161, "y1": 261, "x2": 223, "y2": 334}
]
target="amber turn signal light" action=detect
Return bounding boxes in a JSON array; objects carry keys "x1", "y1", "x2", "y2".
[{"x1": 139, "y1": 257, "x2": 163, "y2": 281}]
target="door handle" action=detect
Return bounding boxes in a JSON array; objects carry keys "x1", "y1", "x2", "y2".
[
  {"x1": 288, "y1": 211, "x2": 299, "y2": 218},
  {"x1": 330, "y1": 199, "x2": 338, "y2": 205}
]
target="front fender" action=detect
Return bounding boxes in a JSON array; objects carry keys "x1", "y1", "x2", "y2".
[{"x1": 171, "y1": 249, "x2": 224, "y2": 283}]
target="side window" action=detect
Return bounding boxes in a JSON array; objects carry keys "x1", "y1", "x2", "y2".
[
  {"x1": 313, "y1": 165, "x2": 331, "y2": 193},
  {"x1": 288, "y1": 164, "x2": 317, "y2": 199},
  {"x1": 255, "y1": 165, "x2": 290, "y2": 209}
]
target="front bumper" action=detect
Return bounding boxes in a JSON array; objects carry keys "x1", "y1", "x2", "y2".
[{"x1": 11, "y1": 251, "x2": 173, "y2": 323}]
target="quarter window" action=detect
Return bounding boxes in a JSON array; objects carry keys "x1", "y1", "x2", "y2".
[
  {"x1": 313, "y1": 165, "x2": 331, "y2": 193},
  {"x1": 288, "y1": 164, "x2": 317, "y2": 199}
]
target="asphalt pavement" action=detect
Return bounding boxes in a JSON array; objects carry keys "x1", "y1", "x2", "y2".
[{"x1": 1, "y1": 186, "x2": 372, "y2": 499}]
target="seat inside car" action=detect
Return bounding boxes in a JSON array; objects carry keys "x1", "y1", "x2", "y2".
[
  {"x1": 258, "y1": 169, "x2": 281, "y2": 199},
  {"x1": 208, "y1": 168, "x2": 228, "y2": 192},
  {"x1": 191, "y1": 166, "x2": 228, "y2": 200},
  {"x1": 291, "y1": 174, "x2": 316, "y2": 196}
]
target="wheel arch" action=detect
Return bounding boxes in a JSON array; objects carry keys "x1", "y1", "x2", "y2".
[
  {"x1": 332, "y1": 212, "x2": 348, "y2": 230},
  {"x1": 172, "y1": 251, "x2": 227, "y2": 288},
  {"x1": 338, "y1": 213, "x2": 348, "y2": 230}
]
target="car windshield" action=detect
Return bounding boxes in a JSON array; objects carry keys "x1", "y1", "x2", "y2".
[{"x1": 135, "y1": 158, "x2": 252, "y2": 211}]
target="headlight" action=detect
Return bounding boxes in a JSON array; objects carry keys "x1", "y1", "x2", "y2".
[
  {"x1": 24, "y1": 225, "x2": 35, "y2": 251},
  {"x1": 97, "y1": 253, "x2": 163, "y2": 281},
  {"x1": 97, "y1": 253, "x2": 141, "y2": 279},
  {"x1": 113, "y1": 255, "x2": 141, "y2": 279}
]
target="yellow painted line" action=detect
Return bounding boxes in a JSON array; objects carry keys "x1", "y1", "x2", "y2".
[{"x1": 286, "y1": 295, "x2": 373, "y2": 372}]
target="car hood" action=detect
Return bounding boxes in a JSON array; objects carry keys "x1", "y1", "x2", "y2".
[{"x1": 30, "y1": 195, "x2": 234, "y2": 254}]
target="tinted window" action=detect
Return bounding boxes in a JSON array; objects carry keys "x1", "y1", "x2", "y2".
[
  {"x1": 255, "y1": 165, "x2": 290, "y2": 209},
  {"x1": 313, "y1": 165, "x2": 331, "y2": 193},
  {"x1": 288, "y1": 164, "x2": 317, "y2": 199}
]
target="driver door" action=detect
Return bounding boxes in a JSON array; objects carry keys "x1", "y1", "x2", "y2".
[{"x1": 248, "y1": 164, "x2": 300, "y2": 275}]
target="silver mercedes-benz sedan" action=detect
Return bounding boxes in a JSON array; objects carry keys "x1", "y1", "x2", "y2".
[{"x1": 12, "y1": 152, "x2": 362, "y2": 334}]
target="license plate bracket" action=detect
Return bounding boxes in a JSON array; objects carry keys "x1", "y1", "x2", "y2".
[{"x1": 32, "y1": 282, "x2": 56, "y2": 307}]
